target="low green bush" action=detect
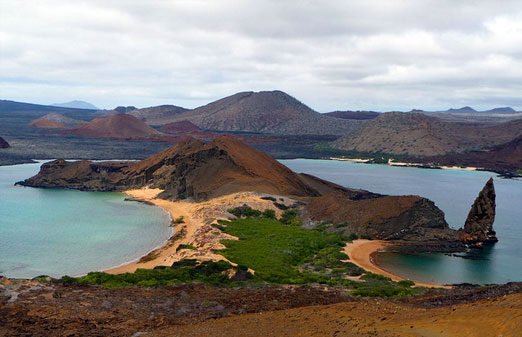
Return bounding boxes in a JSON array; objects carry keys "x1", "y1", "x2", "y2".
[{"x1": 260, "y1": 196, "x2": 276, "y2": 201}]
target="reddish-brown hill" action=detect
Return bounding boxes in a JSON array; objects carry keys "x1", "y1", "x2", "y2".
[
  {"x1": 0, "y1": 136, "x2": 9, "y2": 148},
  {"x1": 159, "y1": 120, "x2": 202, "y2": 134},
  {"x1": 29, "y1": 119, "x2": 66, "y2": 129},
  {"x1": 28, "y1": 112, "x2": 81, "y2": 129},
  {"x1": 59, "y1": 114, "x2": 165, "y2": 140},
  {"x1": 124, "y1": 135, "x2": 320, "y2": 199}
]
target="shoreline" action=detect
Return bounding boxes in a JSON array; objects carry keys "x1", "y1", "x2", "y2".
[
  {"x1": 344, "y1": 239, "x2": 451, "y2": 289},
  {"x1": 105, "y1": 189, "x2": 293, "y2": 274}
]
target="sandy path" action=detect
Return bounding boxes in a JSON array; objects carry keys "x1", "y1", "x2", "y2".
[
  {"x1": 106, "y1": 188, "x2": 295, "y2": 274},
  {"x1": 344, "y1": 239, "x2": 451, "y2": 289}
]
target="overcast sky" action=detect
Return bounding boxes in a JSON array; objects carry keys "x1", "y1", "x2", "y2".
[{"x1": 1, "y1": 0, "x2": 521, "y2": 111}]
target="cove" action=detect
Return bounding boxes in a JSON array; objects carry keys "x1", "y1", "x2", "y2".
[{"x1": 0, "y1": 162, "x2": 171, "y2": 279}]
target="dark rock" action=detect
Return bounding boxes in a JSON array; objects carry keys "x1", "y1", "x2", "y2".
[
  {"x1": 0, "y1": 136, "x2": 10, "y2": 148},
  {"x1": 459, "y1": 178, "x2": 497, "y2": 244}
]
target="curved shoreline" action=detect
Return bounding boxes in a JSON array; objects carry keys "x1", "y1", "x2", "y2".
[
  {"x1": 105, "y1": 189, "x2": 288, "y2": 274},
  {"x1": 344, "y1": 239, "x2": 451, "y2": 289}
]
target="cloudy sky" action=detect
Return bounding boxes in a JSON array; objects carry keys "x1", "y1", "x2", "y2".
[{"x1": 1, "y1": 0, "x2": 521, "y2": 111}]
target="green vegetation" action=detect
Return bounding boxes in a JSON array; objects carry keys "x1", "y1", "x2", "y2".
[
  {"x1": 173, "y1": 216, "x2": 185, "y2": 224},
  {"x1": 53, "y1": 208, "x2": 424, "y2": 298},
  {"x1": 176, "y1": 244, "x2": 197, "y2": 251},
  {"x1": 218, "y1": 217, "x2": 357, "y2": 284},
  {"x1": 55, "y1": 260, "x2": 246, "y2": 288}
]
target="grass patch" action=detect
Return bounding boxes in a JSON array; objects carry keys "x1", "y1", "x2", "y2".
[
  {"x1": 218, "y1": 217, "x2": 361, "y2": 284},
  {"x1": 176, "y1": 244, "x2": 197, "y2": 251}
]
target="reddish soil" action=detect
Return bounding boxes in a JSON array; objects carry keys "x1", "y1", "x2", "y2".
[
  {"x1": 1, "y1": 281, "x2": 520, "y2": 337},
  {"x1": 28, "y1": 119, "x2": 66, "y2": 129}
]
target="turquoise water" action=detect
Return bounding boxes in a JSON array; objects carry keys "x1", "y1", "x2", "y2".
[
  {"x1": 281, "y1": 159, "x2": 522, "y2": 285},
  {"x1": 0, "y1": 162, "x2": 171, "y2": 279}
]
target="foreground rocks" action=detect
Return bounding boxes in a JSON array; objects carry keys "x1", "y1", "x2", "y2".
[{"x1": 1, "y1": 281, "x2": 520, "y2": 336}]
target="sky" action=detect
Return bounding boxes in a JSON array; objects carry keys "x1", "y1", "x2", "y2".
[{"x1": 1, "y1": 0, "x2": 522, "y2": 111}]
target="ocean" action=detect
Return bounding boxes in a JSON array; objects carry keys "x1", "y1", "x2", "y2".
[
  {"x1": 281, "y1": 159, "x2": 522, "y2": 285},
  {"x1": 0, "y1": 162, "x2": 171, "y2": 278}
]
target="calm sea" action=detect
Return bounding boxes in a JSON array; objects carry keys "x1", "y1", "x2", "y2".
[
  {"x1": 0, "y1": 162, "x2": 171, "y2": 279},
  {"x1": 281, "y1": 159, "x2": 522, "y2": 285}
]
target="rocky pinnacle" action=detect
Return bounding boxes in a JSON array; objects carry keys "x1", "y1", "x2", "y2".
[{"x1": 461, "y1": 177, "x2": 497, "y2": 245}]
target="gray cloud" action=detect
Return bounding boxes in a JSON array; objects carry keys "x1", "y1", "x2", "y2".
[{"x1": 1, "y1": 0, "x2": 521, "y2": 111}]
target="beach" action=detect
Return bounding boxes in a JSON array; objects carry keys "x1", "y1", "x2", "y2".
[
  {"x1": 107, "y1": 188, "x2": 294, "y2": 274},
  {"x1": 344, "y1": 239, "x2": 451, "y2": 288}
]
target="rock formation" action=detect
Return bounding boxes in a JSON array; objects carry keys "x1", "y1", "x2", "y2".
[
  {"x1": 459, "y1": 178, "x2": 497, "y2": 246},
  {"x1": 305, "y1": 192, "x2": 453, "y2": 241},
  {"x1": 0, "y1": 136, "x2": 9, "y2": 148}
]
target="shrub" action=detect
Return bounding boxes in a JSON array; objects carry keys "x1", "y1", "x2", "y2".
[
  {"x1": 176, "y1": 244, "x2": 197, "y2": 251},
  {"x1": 273, "y1": 202, "x2": 289, "y2": 210},
  {"x1": 347, "y1": 233, "x2": 358, "y2": 241},
  {"x1": 261, "y1": 196, "x2": 276, "y2": 201},
  {"x1": 173, "y1": 216, "x2": 185, "y2": 224},
  {"x1": 398, "y1": 279, "x2": 415, "y2": 287},
  {"x1": 262, "y1": 209, "x2": 276, "y2": 219}
]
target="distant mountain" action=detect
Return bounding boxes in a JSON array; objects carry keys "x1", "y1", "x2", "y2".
[
  {"x1": 128, "y1": 105, "x2": 188, "y2": 124},
  {"x1": 28, "y1": 113, "x2": 81, "y2": 129},
  {"x1": 446, "y1": 106, "x2": 477, "y2": 113},
  {"x1": 52, "y1": 100, "x2": 99, "y2": 110},
  {"x1": 482, "y1": 107, "x2": 516, "y2": 114},
  {"x1": 324, "y1": 111, "x2": 379, "y2": 120},
  {"x1": 334, "y1": 112, "x2": 522, "y2": 157},
  {"x1": 0, "y1": 136, "x2": 9, "y2": 148},
  {"x1": 58, "y1": 114, "x2": 167, "y2": 141},
  {"x1": 0, "y1": 100, "x2": 95, "y2": 114},
  {"x1": 159, "y1": 90, "x2": 363, "y2": 135}
]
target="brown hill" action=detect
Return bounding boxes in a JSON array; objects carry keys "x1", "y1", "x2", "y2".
[
  {"x1": 28, "y1": 113, "x2": 81, "y2": 128},
  {"x1": 334, "y1": 112, "x2": 522, "y2": 157},
  {"x1": 29, "y1": 119, "x2": 66, "y2": 129},
  {"x1": 159, "y1": 120, "x2": 202, "y2": 134},
  {"x1": 59, "y1": 114, "x2": 165, "y2": 140},
  {"x1": 128, "y1": 105, "x2": 189, "y2": 125},
  {"x1": 423, "y1": 135, "x2": 522, "y2": 171},
  {"x1": 124, "y1": 135, "x2": 320, "y2": 200},
  {"x1": 0, "y1": 136, "x2": 9, "y2": 148},
  {"x1": 158, "y1": 91, "x2": 363, "y2": 135},
  {"x1": 324, "y1": 110, "x2": 379, "y2": 120}
]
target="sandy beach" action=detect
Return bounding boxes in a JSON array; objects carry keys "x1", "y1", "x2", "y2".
[
  {"x1": 344, "y1": 239, "x2": 451, "y2": 288},
  {"x1": 107, "y1": 188, "x2": 295, "y2": 274}
]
